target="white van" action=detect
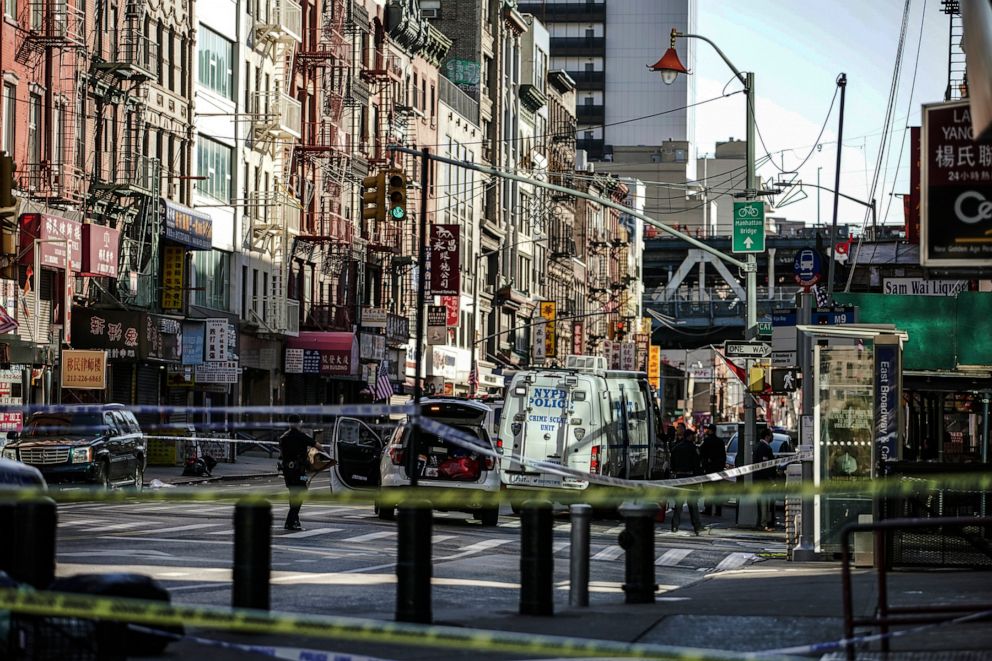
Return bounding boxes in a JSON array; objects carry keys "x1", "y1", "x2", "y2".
[{"x1": 497, "y1": 355, "x2": 669, "y2": 493}]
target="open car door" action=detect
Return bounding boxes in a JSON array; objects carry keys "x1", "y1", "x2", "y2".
[{"x1": 331, "y1": 417, "x2": 384, "y2": 491}]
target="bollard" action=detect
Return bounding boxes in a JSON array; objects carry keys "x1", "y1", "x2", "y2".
[
  {"x1": 618, "y1": 502, "x2": 659, "y2": 604},
  {"x1": 569, "y1": 504, "x2": 591, "y2": 608},
  {"x1": 12, "y1": 498, "x2": 57, "y2": 588},
  {"x1": 520, "y1": 500, "x2": 553, "y2": 616},
  {"x1": 232, "y1": 500, "x2": 272, "y2": 610},
  {"x1": 0, "y1": 502, "x2": 15, "y2": 575},
  {"x1": 395, "y1": 501, "x2": 432, "y2": 624}
]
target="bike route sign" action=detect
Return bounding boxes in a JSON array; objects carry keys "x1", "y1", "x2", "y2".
[{"x1": 732, "y1": 201, "x2": 765, "y2": 253}]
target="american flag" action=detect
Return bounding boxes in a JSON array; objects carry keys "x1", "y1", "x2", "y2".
[
  {"x1": 372, "y1": 358, "x2": 393, "y2": 402},
  {"x1": 812, "y1": 284, "x2": 830, "y2": 308}
]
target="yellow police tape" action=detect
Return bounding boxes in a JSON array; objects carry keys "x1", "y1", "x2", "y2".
[
  {"x1": 0, "y1": 470, "x2": 990, "y2": 508},
  {"x1": 0, "y1": 588, "x2": 780, "y2": 661}
]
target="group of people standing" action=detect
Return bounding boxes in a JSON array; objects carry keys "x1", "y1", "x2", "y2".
[{"x1": 663, "y1": 420, "x2": 780, "y2": 534}]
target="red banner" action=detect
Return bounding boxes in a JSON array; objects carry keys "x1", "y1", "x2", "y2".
[
  {"x1": 19, "y1": 212, "x2": 82, "y2": 271},
  {"x1": 81, "y1": 224, "x2": 120, "y2": 278},
  {"x1": 441, "y1": 295, "x2": 459, "y2": 327},
  {"x1": 428, "y1": 224, "x2": 460, "y2": 296}
]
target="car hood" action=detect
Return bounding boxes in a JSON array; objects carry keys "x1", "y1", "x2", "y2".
[{"x1": 9, "y1": 437, "x2": 96, "y2": 448}]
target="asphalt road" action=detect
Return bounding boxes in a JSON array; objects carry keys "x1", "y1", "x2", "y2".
[{"x1": 48, "y1": 476, "x2": 787, "y2": 658}]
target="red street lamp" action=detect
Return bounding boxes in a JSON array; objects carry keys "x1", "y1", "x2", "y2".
[{"x1": 647, "y1": 28, "x2": 689, "y2": 85}]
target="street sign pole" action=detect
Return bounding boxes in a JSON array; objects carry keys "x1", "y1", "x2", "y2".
[{"x1": 793, "y1": 291, "x2": 817, "y2": 560}]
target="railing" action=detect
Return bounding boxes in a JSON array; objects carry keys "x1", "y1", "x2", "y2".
[
  {"x1": 20, "y1": 162, "x2": 87, "y2": 203},
  {"x1": 250, "y1": 92, "x2": 302, "y2": 139},
  {"x1": 518, "y1": 1, "x2": 605, "y2": 20},
  {"x1": 255, "y1": 0, "x2": 302, "y2": 43},
  {"x1": 247, "y1": 191, "x2": 301, "y2": 237},
  {"x1": 95, "y1": 151, "x2": 156, "y2": 192},
  {"x1": 23, "y1": 0, "x2": 86, "y2": 46},
  {"x1": 304, "y1": 211, "x2": 353, "y2": 243},
  {"x1": 565, "y1": 70, "x2": 605, "y2": 87},
  {"x1": 439, "y1": 76, "x2": 479, "y2": 125},
  {"x1": 304, "y1": 303, "x2": 354, "y2": 331},
  {"x1": 549, "y1": 37, "x2": 606, "y2": 54},
  {"x1": 576, "y1": 105, "x2": 604, "y2": 124},
  {"x1": 118, "y1": 29, "x2": 159, "y2": 79}
]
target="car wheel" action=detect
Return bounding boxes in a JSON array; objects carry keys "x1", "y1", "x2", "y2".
[
  {"x1": 131, "y1": 464, "x2": 144, "y2": 492},
  {"x1": 98, "y1": 460, "x2": 112, "y2": 490},
  {"x1": 478, "y1": 507, "x2": 499, "y2": 527},
  {"x1": 376, "y1": 502, "x2": 395, "y2": 520}
]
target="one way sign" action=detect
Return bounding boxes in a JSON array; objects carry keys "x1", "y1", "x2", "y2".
[{"x1": 724, "y1": 341, "x2": 771, "y2": 359}]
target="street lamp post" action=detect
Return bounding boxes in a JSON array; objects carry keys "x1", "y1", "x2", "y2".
[
  {"x1": 33, "y1": 238, "x2": 70, "y2": 405},
  {"x1": 651, "y1": 28, "x2": 760, "y2": 527}
]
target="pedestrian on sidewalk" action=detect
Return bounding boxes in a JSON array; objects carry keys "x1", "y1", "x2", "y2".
[
  {"x1": 699, "y1": 424, "x2": 726, "y2": 516},
  {"x1": 669, "y1": 429, "x2": 704, "y2": 535},
  {"x1": 753, "y1": 427, "x2": 777, "y2": 531},
  {"x1": 279, "y1": 414, "x2": 317, "y2": 531}
]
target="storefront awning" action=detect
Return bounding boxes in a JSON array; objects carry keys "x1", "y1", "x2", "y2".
[{"x1": 285, "y1": 332, "x2": 358, "y2": 376}]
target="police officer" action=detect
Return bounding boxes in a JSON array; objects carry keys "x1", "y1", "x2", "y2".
[
  {"x1": 699, "y1": 424, "x2": 727, "y2": 516},
  {"x1": 670, "y1": 429, "x2": 704, "y2": 535},
  {"x1": 279, "y1": 414, "x2": 317, "y2": 531}
]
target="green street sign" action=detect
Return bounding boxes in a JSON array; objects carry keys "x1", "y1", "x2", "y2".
[
  {"x1": 733, "y1": 201, "x2": 765, "y2": 253},
  {"x1": 757, "y1": 321, "x2": 773, "y2": 336}
]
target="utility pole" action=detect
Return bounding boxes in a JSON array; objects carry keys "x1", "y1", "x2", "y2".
[
  {"x1": 408, "y1": 148, "x2": 431, "y2": 487},
  {"x1": 792, "y1": 291, "x2": 817, "y2": 560}
]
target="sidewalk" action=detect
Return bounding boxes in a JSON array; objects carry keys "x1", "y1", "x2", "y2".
[{"x1": 144, "y1": 450, "x2": 280, "y2": 487}]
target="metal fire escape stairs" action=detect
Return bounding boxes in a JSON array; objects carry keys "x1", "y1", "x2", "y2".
[{"x1": 941, "y1": 1, "x2": 967, "y2": 101}]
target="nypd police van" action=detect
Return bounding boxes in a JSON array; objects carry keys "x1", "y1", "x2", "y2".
[{"x1": 497, "y1": 355, "x2": 669, "y2": 492}]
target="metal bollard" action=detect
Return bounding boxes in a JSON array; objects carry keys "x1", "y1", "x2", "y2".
[
  {"x1": 569, "y1": 504, "x2": 591, "y2": 607},
  {"x1": 395, "y1": 501, "x2": 432, "y2": 624},
  {"x1": 618, "y1": 502, "x2": 659, "y2": 604},
  {"x1": 12, "y1": 498, "x2": 57, "y2": 588},
  {"x1": 520, "y1": 500, "x2": 553, "y2": 616},
  {"x1": 232, "y1": 500, "x2": 272, "y2": 610}
]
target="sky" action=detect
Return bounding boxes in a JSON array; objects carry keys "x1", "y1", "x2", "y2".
[{"x1": 691, "y1": 0, "x2": 952, "y2": 230}]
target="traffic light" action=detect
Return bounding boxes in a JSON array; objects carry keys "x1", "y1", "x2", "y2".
[
  {"x1": 387, "y1": 170, "x2": 407, "y2": 220},
  {"x1": 612, "y1": 320, "x2": 627, "y2": 341},
  {"x1": 0, "y1": 154, "x2": 15, "y2": 209},
  {"x1": 361, "y1": 171, "x2": 386, "y2": 222}
]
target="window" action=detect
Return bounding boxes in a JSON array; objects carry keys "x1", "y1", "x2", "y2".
[
  {"x1": 535, "y1": 49, "x2": 547, "y2": 92},
  {"x1": 2, "y1": 84, "x2": 14, "y2": 155},
  {"x1": 27, "y1": 93, "x2": 41, "y2": 165},
  {"x1": 198, "y1": 26, "x2": 233, "y2": 99},
  {"x1": 192, "y1": 250, "x2": 231, "y2": 310},
  {"x1": 4, "y1": 0, "x2": 14, "y2": 19},
  {"x1": 53, "y1": 101, "x2": 64, "y2": 164},
  {"x1": 196, "y1": 136, "x2": 233, "y2": 202}
]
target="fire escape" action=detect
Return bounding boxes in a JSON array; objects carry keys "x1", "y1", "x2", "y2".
[
  {"x1": 291, "y1": 0, "x2": 355, "y2": 330},
  {"x1": 941, "y1": 0, "x2": 967, "y2": 101},
  {"x1": 248, "y1": 0, "x2": 302, "y2": 335},
  {"x1": 16, "y1": 0, "x2": 89, "y2": 208},
  {"x1": 85, "y1": 1, "x2": 161, "y2": 306}
]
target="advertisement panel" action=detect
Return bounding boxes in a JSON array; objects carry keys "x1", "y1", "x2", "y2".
[
  {"x1": 61, "y1": 349, "x2": 107, "y2": 390},
  {"x1": 205, "y1": 319, "x2": 229, "y2": 361},
  {"x1": 71, "y1": 308, "x2": 141, "y2": 360},
  {"x1": 648, "y1": 346, "x2": 661, "y2": 390},
  {"x1": 162, "y1": 199, "x2": 213, "y2": 250},
  {"x1": 920, "y1": 100, "x2": 992, "y2": 266},
  {"x1": 80, "y1": 224, "x2": 120, "y2": 278},
  {"x1": 182, "y1": 322, "x2": 205, "y2": 366},
  {"x1": 427, "y1": 305, "x2": 447, "y2": 345},
  {"x1": 428, "y1": 224, "x2": 460, "y2": 296},
  {"x1": 539, "y1": 301, "x2": 556, "y2": 357}
]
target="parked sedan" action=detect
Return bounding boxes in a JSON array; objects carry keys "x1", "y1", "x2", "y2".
[
  {"x1": 2, "y1": 405, "x2": 146, "y2": 489},
  {"x1": 725, "y1": 432, "x2": 795, "y2": 470}
]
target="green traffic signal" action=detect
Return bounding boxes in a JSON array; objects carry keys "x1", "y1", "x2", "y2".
[{"x1": 387, "y1": 171, "x2": 406, "y2": 221}]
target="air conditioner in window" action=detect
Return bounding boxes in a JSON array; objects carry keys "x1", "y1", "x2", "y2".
[{"x1": 421, "y1": 8, "x2": 439, "y2": 18}]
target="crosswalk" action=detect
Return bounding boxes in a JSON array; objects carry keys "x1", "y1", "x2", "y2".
[{"x1": 56, "y1": 503, "x2": 771, "y2": 574}]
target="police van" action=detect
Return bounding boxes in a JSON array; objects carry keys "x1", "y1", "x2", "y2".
[{"x1": 497, "y1": 355, "x2": 669, "y2": 493}]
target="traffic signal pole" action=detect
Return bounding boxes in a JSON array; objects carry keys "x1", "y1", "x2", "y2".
[{"x1": 408, "y1": 148, "x2": 430, "y2": 487}]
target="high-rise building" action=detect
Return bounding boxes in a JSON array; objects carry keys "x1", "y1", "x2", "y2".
[{"x1": 518, "y1": 0, "x2": 695, "y2": 161}]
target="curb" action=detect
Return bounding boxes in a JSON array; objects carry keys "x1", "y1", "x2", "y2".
[{"x1": 149, "y1": 471, "x2": 281, "y2": 487}]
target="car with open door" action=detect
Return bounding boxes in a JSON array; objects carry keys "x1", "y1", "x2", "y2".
[{"x1": 328, "y1": 399, "x2": 501, "y2": 526}]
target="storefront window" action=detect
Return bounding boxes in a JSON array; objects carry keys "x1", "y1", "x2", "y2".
[{"x1": 192, "y1": 250, "x2": 230, "y2": 311}]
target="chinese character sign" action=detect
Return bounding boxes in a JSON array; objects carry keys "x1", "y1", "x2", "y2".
[
  {"x1": 61, "y1": 350, "x2": 107, "y2": 390},
  {"x1": 161, "y1": 246, "x2": 185, "y2": 311},
  {"x1": 80, "y1": 224, "x2": 121, "y2": 278},
  {"x1": 428, "y1": 224, "x2": 460, "y2": 296},
  {"x1": 441, "y1": 295, "x2": 460, "y2": 327},
  {"x1": 648, "y1": 346, "x2": 661, "y2": 390},
  {"x1": 922, "y1": 100, "x2": 992, "y2": 265},
  {"x1": 205, "y1": 319, "x2": 228, "y2": 361},
  {"x1": 572, "y1": 322, "x2": 585, "y2": 355},
  {"x1": 539, "y1": 301, "x2": 556, "y2": 358}
]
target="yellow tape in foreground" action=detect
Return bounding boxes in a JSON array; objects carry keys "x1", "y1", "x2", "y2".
[{"x1": 0, "y1": 588, "x2": 781, "y2": 661}]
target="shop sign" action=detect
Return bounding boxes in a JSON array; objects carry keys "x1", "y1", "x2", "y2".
[
  {"x1": 572, "y1": 322, "x2": 584, "y2": 356},
  {"x1": 539, "y1": 301, "x2": 556, "y2": 357},
  {"x1": 603, "y1": 340, "x2": 617, "y2": 369},
  {"x1": 427, "y1": 305, "x2": 446, "y2": 345},
  {"x1": 71, "y1": 308, "x2": 141, "y2": 360},
  {"x1": 874, "y1": 344, "x2": 900, "y2": 473},
  {"x1": 145, "y1": 315, "x2": 182, "y2": 363},
  {"x1": 18, "y1": 213, "x2": 82, "y2": 270},
  {"x1": 921, "y1": 100, "x2": 992, "y2": 266},
  {"x1": 441, "y1": 295, "x2": 459, "y2": 327},
  {"x1": 161, "y1": 199, "x2": 213, "y2": 250},
  {"x1": 0, "y1": 412, "x2": 22, "y2": 432},
  {"x1": 635, "y1": 333, "x2": 650, "y2": 371},
  {"x1": 61, "y1": 349, "x2": 107, "y2": 390},
  {"x1": 205, "y1": 319, "x2": 229, "y2": 361},
  {"x1": 80, "y1": 224, "x2": 120, "y2": 278},
  {"x1": 428, "y1": 224, "x2": 460, "y2": 296},
  {"x1": 648, "y1": 346, "x2": 661, "y2": 390},
  {"x1": 882, "y1": 278, "x2": 968, "y2": 296},
  {"x1": 182, "y1": 322, "x2": 204, "y2": 366},
  {"x1": 531, "y1": 321, "x2": 546, "y2": 361},
  {"x1": 320, "y1": 351, "x2": 350, "y2": 375},
  {"x1": 620, "y1": 342, "x2": 636, "y2": 371},
  {"x1": 161, "y1": 246, "x2": 185, "y2": 311},
  {"x1": 194, "y1": 360, "x2": 239, "y2": 384},
  {"x1": 285, "y1": 348, "x2": 304, "y2": 373},
  {"x1": 0, "y1": 279, "x2": 17, "y2": 335},
  {"x1": 362, "y1": 307, "x2": 388, "y2": 329},
  {"x1": 360, "y1": 333, "x2": 386, "y2": 361},
  {"x1": 386, "y1": 314, "x2": 409, "y2": 344}
]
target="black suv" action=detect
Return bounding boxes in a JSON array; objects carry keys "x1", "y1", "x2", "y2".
[{"x1": 2, "y1": 404, "x2": 146, "y2": 489}]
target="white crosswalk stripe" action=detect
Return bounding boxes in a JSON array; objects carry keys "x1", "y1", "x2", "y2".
[
  {"x1": 714, "y1": 552, "x2": 755, "y2": 572},
  {"x1": 591, "y1": 545, "x2": 624, "y2": 561},
  {"x1": 134, "y1": 523, "x2": 224, "y2": 535},
  {"x1": 455, "y1": 538, "x2": 514, "y2": 554},
  {"x1": 339, "y1": 531, "x2": 396, "y2": 543},
  {"x1": 656, "y1": 548, "x2": 693, "y2": 566},
  {"x1": 552, "y1": 541, "x2": 570, "y2": 554},
  {"x1": 497, "y1": 520, "x2": 521, "y2": 529},
  {"x1": 280, "y1": 527, "x2": 344, "y2": 539},
  {"x1": 86, "y1": 521, "x2": 147, "y2": 533},
  {"x1": 58, "y1": 519, "x2": 106, "y2": 528}
]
